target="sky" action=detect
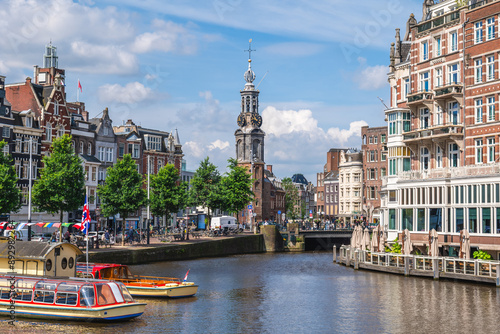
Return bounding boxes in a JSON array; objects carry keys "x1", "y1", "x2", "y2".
[{"x1": 0, "y1": 0, "x2": 424, "y2": 183}]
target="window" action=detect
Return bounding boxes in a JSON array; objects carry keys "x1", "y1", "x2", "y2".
[
  {"x1": 475, "y1": 99, "x2": 483, "y2": 124},
  {"x1": 369, "y1": 187, "x2": 376, "y2": 200},
  {"x1": 420, "y1": 72, "x2": 430, "y2": 92},
  {"x1": 448, "y1": 101, "x2": 459, "y2": 125},
  {"x1": 449, "y1": 143, "x2": 459, "y2": 167},
  {"x1": 381, "y1": 168, "x2": 386, "y2": 177},
  {"x1": 422, "y1": 41, "x2": 429, "y2": 61},
  {"x1": 435, "y1": 104, "x2": 443, "y2": 126},
  {"x1": 54, "y1": 100, "x2": 59, "y2": 115},
  {"x1": 476, "y1": 139, "x2": 483, "y2": 164},
  {"x1": 26, "y1": 116, "x2": 32, "y2": 128},
  {"x1": 369, "y1": 169, "x2": 376, "y2": 180},
  {"x1": 80, "y1": 141, "x2": 84, "y2": 154},
  {"x1": 487, "y1": 96, "x2": 495, "y2": 122},
  {"x1": 475, "y1": 21, "x2": 483, "y2": 44},
  {"x1": 119, "y1": 143, "x2": 124, "y2": 157},
  {"x1": 88, "y1": 143, "x2": 92, "y2": 155},
  {"x1": 435, "y1": 36, "x2": 441, "y2": 57},
  {"x1": 487, "y1": 17, "x2": 495, "y2": 40},
  {"x1": 369, "y1": 136, "x2": 373, "y2": 144},
  {"x1": 2, "y1": 127, "x2": 10, "y2": 138},
  {"x1": 420, "y1": 108, "x2": 429, "y2": 129},
  {"x1": 435, "y1": 67, "x2": 443, "y2": 87},
  {"x1": 57, "y1": 127, "x2": 64, "y2": 138},
  {"x1": 381, "y1": 134, "x2": 386, "y2": 143},
  {"x1": 128, "y1": 143, "x2": 140, "y2": 158},
  {"x1": 98, "y1": 147, "x2": 105, "y2": 161},
  {"x1": 46, "y1": 123, "x2": 52, "y2": 142},
  {"x1": 403, "y1": 77, "x2": 410, "y2": 100},
  {"x1": 381, "y1": 152, "x2": 387, "y2": 161},
  {"x1": 374, "y1": 136, "x2": 378, "y2": 144},
  {"x1": 450, "y1": 31, "x2": 458, "y2": 52},
  {"x1": 436, "y1": 146, "x2": 443, "y2": 168},
  {"x1": 2, "y1": 144, "x2": 8, "y2": 155},
  {"x1": 486, "y1": 56, "x2": 495, "y2": 81},
  {"x1": 448, "y1": 63, "x2": 459, "y2": 84},
  {"x1": 145, "y1": 135, "x2": 162, "y2": 151},
  {"x1": 103, "y1": 125, "x2": 109, "y2": 136},
  {"x1": 475, "y1": 58, "x2": 483, "y2": 83},
  {"x1": 420, "y1": 147, "x2": 429, "y2": 170},
  {"x1": 403, "y1": 112, "x2": 411, "y2": 132},
  {"x1": 488, "y1": 138, "x2": 495, "y2": 163},
  {"x1": 106, "y1": 148, "x2": 113, "y2": 162}
]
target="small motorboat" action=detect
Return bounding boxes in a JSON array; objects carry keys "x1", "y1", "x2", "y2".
[
  {"x1": 77, "y1": 262, "x2": 198, "y2": 298},
  {"x1": 0, "y1": 274, "x2": 146, "y2": 322}
]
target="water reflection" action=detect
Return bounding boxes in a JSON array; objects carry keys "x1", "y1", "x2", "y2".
[{"x1": 1, "y1": 253, "x2": 500, "y2": 333}]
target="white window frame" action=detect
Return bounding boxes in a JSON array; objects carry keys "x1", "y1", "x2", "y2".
[
  {"x1": 88, "y1": 143, "x2": 92, "y2": 155},
  {"x1": 475, "y1": 21, "x2": 483, "y2": 44},
  {"x1": 435, "y1": 104, "x2": 443, "y2": 126},
  {"x1": 420, "y1": 72, "x2": 430, "y2": 92},
  {"x1": 487, "y1": 96, "x2": 495, "y2": 122},
  {"x1": 435, "y1": 67, "x2": 443, "y2": 88},
  {"x1": 448, "y1": 101, "x2": 459, "y2": 125},
  {"x1": 435, "y1": 36, "x2": 441, "y2": 57},
  {"x1": 475, "y1": 58, "x2": 483, "y2": 84},
  {"x1": 475, "y1": 99, "x2": 483, "y2": 124},
  {"x1": 486, "y1": 55, "x2": 495, "y2": 81},
  {"x1": 98, "y1": 147, "x2": 105, "y2": 161},
  {"x1": 448, "y1": 63, "x2": 459, "y2": 85},
  {"x1": 46, "y1": 123, "x2": 52, "y2": 142},
  {"x1": 487, "y1": 138, "x2": 495, "y2": 163},
  {"x1": 449, "y1": 31, "x2": 458, "y2": 52},
  {"x1": 422, "y1": 41, "x2": 429, "y2": 61},
  {"x1": 420, "y1": 108, "x2": 430, "y2": 129},
  {"x1": 486, "y1": 17, "x2": 495, "y2": 41},
  {"x1": 420, "y1": 147, "x2": 430, "y2": 171},
  {"x1": 436, "y1": 146, "x2": 443, "y2": 169},
  {"x1": 476, "y1": 139, "x2": 484, "y2": 164},
  {"x1": 449, "y1": 143, "x2": 459, "y2": 168},
  {"x1": 54, "y1": 100, "x2": 59, "y2": 116}
]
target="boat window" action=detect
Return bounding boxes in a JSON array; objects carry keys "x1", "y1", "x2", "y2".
[
  {"x1": 16, "y1": 279, "x2": 37, "y2": 289},
  {"x1": 46, "y1": 259, "x2": 52, "y2": 271},
  {"x1": 14, "y1": 289, "x2": 33, "y2": 302},
  {"x1": 68, "y1": 257, "x2": 74, "y2": 269},
  {"x1": 80, "y1": 285, "x2": 95, "y2": 307},
  {"x1": 33, "y1": 290, "x2": 54, "y2": 304},
  {"x1": 108, "y1": 282, "x2": 124, "y2": 303},
  {"x1": 35, "y1": 281, "x2": 57, "y2": 290},
  {"x1": 57, "y1": 283, "x2": 79, "y2": 292},
  {"x1": 96, "y1": 283, "x2": 116, "y2": 305},
  {"x1": 0, "y1": 287, "x2": 11, "y2": 300},
  {"x1": 56, "y1": 292, "x2": 78, "y2": 306},
  {"x1": 61, "y1": 257, "x2": 67, "y2": 269},
  {"x1": 117, "y1": 282, "x2": 134, "y2": 302}
]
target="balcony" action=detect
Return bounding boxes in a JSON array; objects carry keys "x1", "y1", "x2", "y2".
[
  {"x1": 434, "y1": 83, "x2": 463, "y2": 101},
  {"x1": 397, "y1": 163, "x2": 500, "y2": 182},
  {"x1": 407, "y1": 91, "x2": 433, "y2": 105},
  {"x1": 403, "y1": 124, "x2": 463, "y2": 145},
  {"x1": 416, "y1": 10, "x2": 460, "y2": 34}
]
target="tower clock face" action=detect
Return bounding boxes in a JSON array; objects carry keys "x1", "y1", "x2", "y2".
[
  {"x1": 237, "y1": 114, "x2": 246, "y2": 127},
  {"x1": 251, "y1": 113, "x2": 262, "y2": 127}
]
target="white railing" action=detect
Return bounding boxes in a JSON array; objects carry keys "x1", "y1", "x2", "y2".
[
  {"x1": 396, "y1": 163, "x2": 500, "y2": 181},
  {"x1": 443, "y1": 257, "x2": 498, "y2": 278}
]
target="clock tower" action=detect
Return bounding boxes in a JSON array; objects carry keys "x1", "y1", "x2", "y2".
[{"x1": 235, "y1": 40, "x2": 265, "y2": 227}]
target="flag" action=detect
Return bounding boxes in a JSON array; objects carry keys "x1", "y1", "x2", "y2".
[
  {"x1": 78, "y1": 79, "x2": 83, "y2": 93},
  {"x1": 183, "y1": 269, "x2": 190, "y2": 282},
  {"x1": 80, "y1": 195, "x2": 90, "y2": 235}
]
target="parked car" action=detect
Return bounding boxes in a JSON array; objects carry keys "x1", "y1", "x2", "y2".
[{"x1": 31, "y1": 233, "x2": 52, "y2": 242}]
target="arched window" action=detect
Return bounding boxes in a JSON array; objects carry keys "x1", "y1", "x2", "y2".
[
  {"x1": 46, "y1": 123, "x2": 52, "y2": 142},
  {"x1": 88, "y1": 143, "x2": 92, "y2": 155},
  {"x1": 80, "y1": 141, "x2": 84, "y2": 154}
]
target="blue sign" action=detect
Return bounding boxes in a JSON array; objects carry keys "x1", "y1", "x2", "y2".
[
  {"x1": 278, "y1": 211, "x2": 281, "y2": 215},
  {"x1": 248, "y1": 205, "x2": 253, "y2": 210},
  {"x1": 309, "y1": 210, "x2": 312, "y2": 214}
]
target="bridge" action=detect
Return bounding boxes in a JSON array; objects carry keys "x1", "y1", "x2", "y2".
[{"x1": 298, "y1": 230, "x2": 354, "y2": 251}]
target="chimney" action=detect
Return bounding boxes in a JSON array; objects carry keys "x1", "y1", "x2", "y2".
[
  {"x1": 267, "y1": 165, "x2": 273, "y2": 173},
  {"x1": 103, "y1": 107, "x2": 109, "y2": 118}
]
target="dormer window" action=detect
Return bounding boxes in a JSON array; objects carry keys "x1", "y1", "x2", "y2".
[
  {"x1": 104, "y1": 125, "x2": 109, "y2": 136},
  {"x1": 54, "y1": 100, "x2": 59, "y2": 115},
  {"x1": 80, "y1": 141, "x2": 84, "y2": 154},
  {"x1": 88, "y1": 143, "x2": 92, "y2": 155},
  {"x1": 26, "y1": 116, "x2": 32, "y2": 128}
]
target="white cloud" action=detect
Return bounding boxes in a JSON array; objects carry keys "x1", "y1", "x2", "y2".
[
  {"x1": 98, "y1": 82, "x2": 155, "y2": 104},
  {"x1": 353, "y1": 65, "x2": 389, "y2": 90},
  {"x1": 208, "y1": 140, "x2": 230, "y2": 151},
  {"x1": 262, "y1": 107, "x2": 321, "y2": 137},
  {"x1": 132, "y1": 19, "x2": 197, "y2": 54},
  {"x1": 326, "y1": 120, "x2": 368, "y2": 145},
  {"x1": 0, "y1": 60, "x2": 8, "y2": 73},
  {"x1": 184, "y1": 141, "x2": 204, "y2": 158}
]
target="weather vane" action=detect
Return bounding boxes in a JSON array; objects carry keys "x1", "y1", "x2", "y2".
[{"x1": 244, "y1": 39, "x2": 256, "y2": 61}]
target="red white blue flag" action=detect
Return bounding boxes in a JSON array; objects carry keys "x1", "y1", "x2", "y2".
[
  {"x1": 80, "y1": 195, "x2": 90, "y2": 235},
  {"x1": 183, "y1": 269, "x2": 190, "y2": 282}
]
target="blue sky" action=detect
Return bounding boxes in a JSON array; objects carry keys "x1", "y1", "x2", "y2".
[{"x1": 0, "y1": 0, "x2": 423, "y2": 182}]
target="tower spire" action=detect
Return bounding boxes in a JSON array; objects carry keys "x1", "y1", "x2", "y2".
[{"x1": 243, "y1": 39, "x2": 256, "y2": 87}]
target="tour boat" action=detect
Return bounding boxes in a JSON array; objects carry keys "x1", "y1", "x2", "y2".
[
  {"x1": 77, "y1": 262, "x2": 198, "y2": 298},
  {"x1": 0, "y1": 275, "x2": 146, "y2": 322}
]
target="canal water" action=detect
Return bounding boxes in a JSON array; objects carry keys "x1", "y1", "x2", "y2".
[{"x1": 2, "y1": 252, "x2": 500, "y2": 333}]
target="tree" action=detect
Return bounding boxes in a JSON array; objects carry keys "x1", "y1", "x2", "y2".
[
  {"x1": 219, "y1": 158, "x2": 254, "y2": 215},
  {"x1": 282, "y1": 177, "x2": 299, "y2": 221},
  {"x1": 97, "y1": 154, "x2": 146, "y2": 246},
  {"x1": 188, "y1": 157, "x2": 222, "y2": 226},
  {"x1": 0, "y1": 141, "x2": 21, "y2": 215},
  {"x1": 150, "y1": 164, "x2": 188, "y2": 231},
  {"x1": 32, "y1": 135, "x2": 85, "y2": 223}
]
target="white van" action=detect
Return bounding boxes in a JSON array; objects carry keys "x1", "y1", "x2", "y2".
[{"x1": 210, "y1": 216, "x2": 238, "y2": 230}]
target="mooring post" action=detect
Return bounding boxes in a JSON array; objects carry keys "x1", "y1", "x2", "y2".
[
  {"x1": 354, "y1": 250, "x2": 359, "y2": 270},
  {"x1": 346, "y1": 248, "x2": 350, "y2": 267},
  {"x1": 404, "y1": 256, "x2": 409, "y2": 276},
  {"x1": 496, "y1": 263, "x2": 500, "y2": 287},
  {"x1": 433, "y1": 258, "x2": 439, "y2": 280},
  {"x1": 333, "y1": 245, "x2": 337, "y2": 263}
]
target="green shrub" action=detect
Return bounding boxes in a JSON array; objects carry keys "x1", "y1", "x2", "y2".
[
  {"x1": 385, "y1": 237, "x2": 402, "y2": 254},
  {"x1": 473, "y1": 249, "x2": 492, "y2": 260}
]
